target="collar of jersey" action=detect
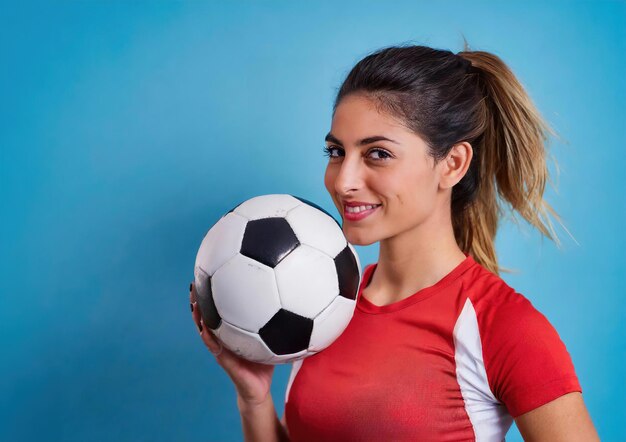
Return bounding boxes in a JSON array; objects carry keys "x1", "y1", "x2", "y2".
[{"x1": 356, "y1": 253, "x2": 476, "y2": 314}]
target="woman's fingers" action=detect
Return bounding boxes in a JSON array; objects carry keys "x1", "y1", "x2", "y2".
[
  {"x1": 190, "y1": 281, "x2": 225, "y2": 357},
  {"x1": 190, "y1": 282, "x2": 196, "y2": 303},
  {"x1": 199, "y1": 318, "x2": 224, "y2": 355},
  {"x1": 190, "y1": 283, "x2": 203, "y2": 333}
]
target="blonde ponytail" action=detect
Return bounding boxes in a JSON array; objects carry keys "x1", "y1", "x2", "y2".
[{"x1": 457, "y1": 46, "x2": 565, "y2": 274}]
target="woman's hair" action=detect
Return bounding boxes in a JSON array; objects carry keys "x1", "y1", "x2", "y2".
[{"x1": 333, "y1": 41, "x2": 566, "y2": 275}]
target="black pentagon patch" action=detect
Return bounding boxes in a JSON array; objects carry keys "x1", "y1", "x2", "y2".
[
  {"x1": 195, "y1": 273, "x2": 221, "y2": 330},
  {"x1": 240, "y1": 218, "x2": 300, "y2": 268},
  {"x1": 334, "y1": 245, "x2": 360, "y2": 300},
  {"x1": 259, "y1": 309, "x2": 313, "y2": 355},
  {"x1": 292, "y1": 195, "x2": 341, "y2": 228}
]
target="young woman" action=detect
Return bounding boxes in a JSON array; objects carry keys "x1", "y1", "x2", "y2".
[{"x1": 190, "y1": 44, "x2": 599, "y2": 441}]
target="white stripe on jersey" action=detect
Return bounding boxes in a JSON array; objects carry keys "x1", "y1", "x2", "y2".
[
  {"x1": 453, "y1": 298, "x2": 513, "y2": 441},
  {"x1": 285, "y1": 358, "x2": 304, "y2": 404}
]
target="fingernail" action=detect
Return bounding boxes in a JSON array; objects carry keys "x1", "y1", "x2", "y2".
[
  {"x1": 189, "y1": 282, "x2": 193, "y2": 292},
  {"x1": 190, "y1": 303, "x2": 194, "y2": 312}
]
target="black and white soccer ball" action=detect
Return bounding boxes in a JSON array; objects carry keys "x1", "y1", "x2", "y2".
[{"x1": 193, "y1": 194, "x2": 361, "y2": 365}]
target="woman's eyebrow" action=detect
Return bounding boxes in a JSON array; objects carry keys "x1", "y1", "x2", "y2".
[{"x1": 325, "y1": 133, "x2": 399, "y2": 146}]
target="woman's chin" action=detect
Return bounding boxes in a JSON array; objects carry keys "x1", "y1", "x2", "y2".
[{"x1": 342, "y1": 229, "x2": 377, "y2": 247}]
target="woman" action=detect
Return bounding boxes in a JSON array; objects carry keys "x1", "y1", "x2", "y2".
[{"x1": 190, "y1": 43, "x2": 599, "y2": 441}]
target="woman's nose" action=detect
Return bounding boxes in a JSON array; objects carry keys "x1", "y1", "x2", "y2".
[{"x1": 334, "y1": 158, "x2": 363, "y2": 196}]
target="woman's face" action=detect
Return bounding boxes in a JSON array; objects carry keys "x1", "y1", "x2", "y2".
[{"x1": 323, "y1": 94, "x2": 447, "y2": 246}]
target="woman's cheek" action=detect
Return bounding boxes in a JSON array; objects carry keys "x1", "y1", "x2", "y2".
[
  {"x1": 324, "y1": 169, "x2": 343, "y2": 211},
  {"x1": 323, "y1": 167, "x2": 334, "y2": 195}
]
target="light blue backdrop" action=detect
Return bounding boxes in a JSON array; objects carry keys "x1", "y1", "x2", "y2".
[{"x1": 1, "y1": 1, "x2": 624, "y2": 441}]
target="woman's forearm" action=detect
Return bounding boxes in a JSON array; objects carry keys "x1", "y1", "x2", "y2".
[{"x1": 237, "y1": 393, "x2": 290, "y2": 442}]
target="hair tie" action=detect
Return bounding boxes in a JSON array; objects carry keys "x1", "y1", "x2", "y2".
[{"x1": 456, "y1": 53, "x2": 475, "y2": 74}]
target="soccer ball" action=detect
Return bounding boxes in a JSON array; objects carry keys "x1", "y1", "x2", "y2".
[{"x1": 193, "y1": 194, "x2": 361, "y2": 365}]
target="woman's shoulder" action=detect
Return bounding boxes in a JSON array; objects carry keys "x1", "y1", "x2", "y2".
[
  {"x1": 463, "y1": 257, "x2": 533, "y2": 311},
  {"x1": 456, "y1": 258, "x2": 581, "y2": 416},
  {"x1": 459, "y1": 258, "x2": 562, "y2": 343}
]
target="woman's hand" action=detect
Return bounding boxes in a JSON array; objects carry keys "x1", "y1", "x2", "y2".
[{"x1": 190, "y1": 282, "x2": 276, "y2": 407}]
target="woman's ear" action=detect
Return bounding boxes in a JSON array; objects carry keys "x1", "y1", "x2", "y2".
[{"x1": 439, "y1": 141, "x2": 473, "y2": 190}]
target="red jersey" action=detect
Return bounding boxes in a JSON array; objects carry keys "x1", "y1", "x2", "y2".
[{"x1": 284, "y1": 254, "x2": 581, "y2": 441}]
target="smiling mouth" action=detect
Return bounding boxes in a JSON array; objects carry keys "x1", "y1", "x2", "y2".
[
  {"x1": 345, "y1": 204, "x2": 382, "y2": 214},
  {"x1": 342, "y1": 203, "x2": 382, "y2": 222}
]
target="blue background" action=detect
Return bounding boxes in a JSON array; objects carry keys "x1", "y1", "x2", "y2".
[{"x1": 1, "y1": 1, "x2": 624, "y2": 440}]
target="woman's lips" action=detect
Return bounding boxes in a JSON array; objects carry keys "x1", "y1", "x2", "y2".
[{"x1": 343, "y1": 204, "x2": 381, "y2": 221}]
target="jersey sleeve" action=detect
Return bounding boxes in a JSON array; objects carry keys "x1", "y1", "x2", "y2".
[{"x1": 477, "y1": 291, "x2": 582, "y2": 418}]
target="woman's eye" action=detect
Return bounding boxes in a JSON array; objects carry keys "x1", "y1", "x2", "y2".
[
  {"x1": 322, "y1": 145, "x2": 392, "y2": 161},
  {"x1": 368, "y1": 148, "x2": 392, "y2": 160},
  {"x1": 323, "y1": 145, "x2": 343, "y2": 158}
]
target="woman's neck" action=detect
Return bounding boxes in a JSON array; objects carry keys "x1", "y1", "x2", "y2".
[{"x1": 366, "y1": 211, "x2": 466, "y2": 304}]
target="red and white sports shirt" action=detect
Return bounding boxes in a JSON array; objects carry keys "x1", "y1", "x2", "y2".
[{"x1": 284, "y1": 254, "x2": 582, "y2": 441}]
